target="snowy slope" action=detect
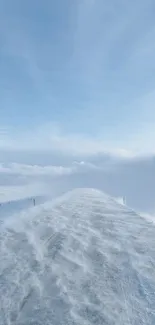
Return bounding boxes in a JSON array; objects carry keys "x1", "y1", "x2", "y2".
[
  {"x1": 0, "y1": 195, "x2": 47, "y2": 222},
  {"x1": 0, "y1": 188, "x2": 155, "y2": 325}
]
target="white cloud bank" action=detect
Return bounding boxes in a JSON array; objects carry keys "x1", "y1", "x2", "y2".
[
  {"x1": 0, "y1": 163, "x2": 75, "y2": 177},
  {"x1": 0, "y1": 156, "x2": 154, "y2": 214},
  {"x1": 0, "y1": 124, "x2": 155, "y2": 214}
]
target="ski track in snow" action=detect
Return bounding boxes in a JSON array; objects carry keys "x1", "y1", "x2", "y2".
[{"x1": 0, "y1": 188, "x2": 155, "y2": 325}]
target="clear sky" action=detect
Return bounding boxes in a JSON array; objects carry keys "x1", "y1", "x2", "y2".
[{"x1": 0, "y1": 0, "x2": 155, "y2": 154}]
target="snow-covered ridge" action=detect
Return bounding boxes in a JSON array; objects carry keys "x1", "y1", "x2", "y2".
[{"x1": 0, "y1": 188, "x2": 155, "y2": 325}]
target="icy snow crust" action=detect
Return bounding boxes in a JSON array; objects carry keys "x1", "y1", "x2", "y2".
[{"x1": 0, "y1": 188, "x2": 155, "y2": 325}]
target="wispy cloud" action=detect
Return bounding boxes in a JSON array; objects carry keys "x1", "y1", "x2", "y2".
[
  {"x1": 1, "y1": 0, "x2": 155, "y2": 134},
  {"x1": 0, "y1": 163, "x2": 75, "y2": 177}
]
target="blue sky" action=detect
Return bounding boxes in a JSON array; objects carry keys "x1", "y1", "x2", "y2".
[{"x1": 0, "y1": 0, "x2": 155, "y2": 154}]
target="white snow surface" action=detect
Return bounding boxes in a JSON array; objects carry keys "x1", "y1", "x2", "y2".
[{"x1": 0, "y1": 188, "x2": 155, "y2": 325}]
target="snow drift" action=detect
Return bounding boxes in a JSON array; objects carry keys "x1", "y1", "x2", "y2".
[{"x1": 0, "y1": 188, "x2": 155, "y2": 325}]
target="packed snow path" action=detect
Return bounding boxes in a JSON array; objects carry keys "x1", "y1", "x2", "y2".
[{"x1": 0, "y1": 188, "x2": 155, "y2": 325}]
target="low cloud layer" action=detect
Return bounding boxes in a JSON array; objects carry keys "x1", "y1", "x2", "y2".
[
  {"x1": 0, "y1": 125, "x2": 154, "y2": 213},
  {"x1": 0, "y1": 153, "x2": 154, "y2": 214}
]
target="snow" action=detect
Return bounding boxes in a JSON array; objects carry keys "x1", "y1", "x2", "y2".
[
  {"x1": 0, "y1": 188, "x2": 155, "y2": 325},
  {"x1": 0, "y1": 196, "x2": 47, "y2": 222}
]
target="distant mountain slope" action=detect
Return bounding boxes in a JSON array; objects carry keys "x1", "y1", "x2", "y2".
[{"x1": 0, "y1": 188, "x2": 155, "y2": 325}]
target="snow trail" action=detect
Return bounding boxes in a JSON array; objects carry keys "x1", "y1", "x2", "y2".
[{"x1": 0, "y1": 188, "x2": 155, "y2": 325}]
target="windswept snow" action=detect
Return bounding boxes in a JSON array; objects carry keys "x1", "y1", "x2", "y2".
[
  {"x1": 0, "y1": 188, "x2": 155, "y2": 325},
  {"x1": 0, "y1": 196, "x2": 47, "y2": 222}
]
